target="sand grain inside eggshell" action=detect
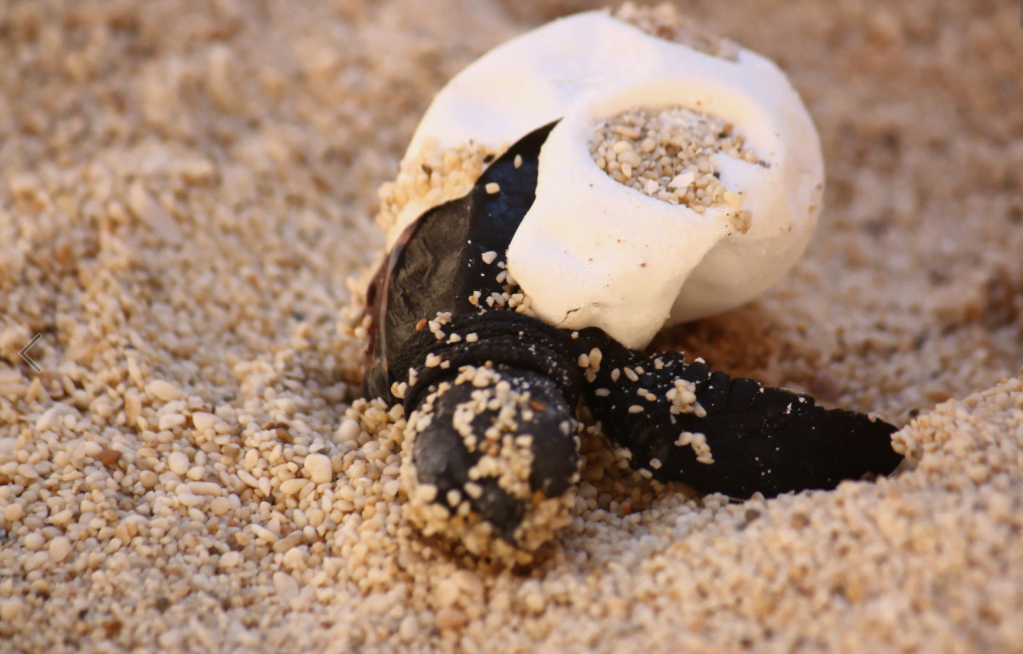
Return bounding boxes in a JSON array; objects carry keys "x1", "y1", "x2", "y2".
[{"x1": 590, "y1": 105, "x2": 757, "y2": 233}]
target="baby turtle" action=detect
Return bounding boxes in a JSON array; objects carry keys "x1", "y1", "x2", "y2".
[{"x1": 362, "y1": 123, "x2": 903, "y2": 559}]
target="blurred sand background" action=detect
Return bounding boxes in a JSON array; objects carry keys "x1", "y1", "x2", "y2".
[{"x1": 0, "y1": 1, "x2": 1021, "y2": 652}]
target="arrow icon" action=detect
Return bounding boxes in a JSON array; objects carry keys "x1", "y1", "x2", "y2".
[{"x1": 19, "y1": 333, "x2": 42, "y2": 373}]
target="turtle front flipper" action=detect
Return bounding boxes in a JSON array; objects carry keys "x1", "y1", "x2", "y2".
[{"x1": 573, "y1": 330, "x2": 904, "y2": 499}]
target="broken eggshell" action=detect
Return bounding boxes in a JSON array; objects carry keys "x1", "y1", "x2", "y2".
[{"x1": 387, "y1": 11, "x2": 824, "y2": 349}]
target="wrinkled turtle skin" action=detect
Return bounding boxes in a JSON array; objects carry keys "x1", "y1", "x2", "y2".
[{"x1": 362, "y1": 123, "x2": 903, "y2": 550}]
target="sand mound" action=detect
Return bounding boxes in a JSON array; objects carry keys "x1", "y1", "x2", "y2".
[{"x1": 1, "y1": 1, "x2": 1021, "y2": 652}]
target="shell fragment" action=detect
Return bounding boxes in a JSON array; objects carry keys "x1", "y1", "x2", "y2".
[{"x1": 390, "y1": 11, "x2": 824, "y2": 349}]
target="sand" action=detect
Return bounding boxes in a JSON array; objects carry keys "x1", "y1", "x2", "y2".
[{"x1": 0, "y1": 1, "x2": 1021, "y2": 652}]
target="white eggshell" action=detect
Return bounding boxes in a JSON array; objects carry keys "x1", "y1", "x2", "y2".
[{"x1": 390, "y1": 11, "x2": 824, "y2": 349}]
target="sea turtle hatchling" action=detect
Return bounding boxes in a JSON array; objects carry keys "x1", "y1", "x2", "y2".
[{"x1": 361, "y1": 8, "x2": 903, "y2": 561}]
